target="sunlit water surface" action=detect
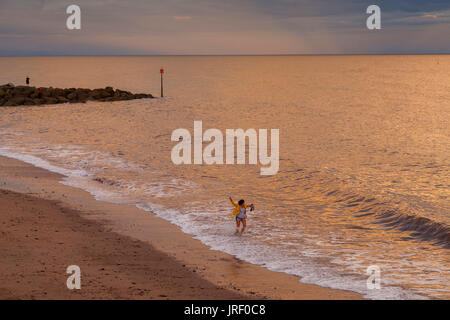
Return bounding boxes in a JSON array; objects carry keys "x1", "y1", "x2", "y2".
[{"x1": 0, "y1": 56, "x2": 448, "y2": 299}]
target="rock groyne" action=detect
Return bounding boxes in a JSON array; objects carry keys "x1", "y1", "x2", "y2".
[{"x1": 0, "y1": 84, "x2": 154, "y2": 107}]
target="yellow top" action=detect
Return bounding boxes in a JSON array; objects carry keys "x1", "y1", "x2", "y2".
[{"x1": 229, "y1": 198, "x2": 251, "y2": 216}]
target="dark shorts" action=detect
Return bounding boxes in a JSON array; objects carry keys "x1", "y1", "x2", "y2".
[{"x1": 236, "y1": 216, "x2": 246, "y2": 221}]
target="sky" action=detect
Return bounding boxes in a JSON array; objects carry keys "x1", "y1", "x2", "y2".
[{"x1": 0, "y1": 0, "x2": 450, "y2": 55}]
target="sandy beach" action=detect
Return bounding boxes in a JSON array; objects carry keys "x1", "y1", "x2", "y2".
[{"x1": 0, "y1": 155, "x2": 362, "y2": 299}]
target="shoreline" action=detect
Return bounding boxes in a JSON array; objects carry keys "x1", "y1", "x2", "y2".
[{"x1": 0, "y1": 155, "x2": 363, "y2": 299}]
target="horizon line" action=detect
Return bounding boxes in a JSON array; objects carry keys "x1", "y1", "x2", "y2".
[{"x1": 1, "y1": 53, "x2": 450, "y2": 58}]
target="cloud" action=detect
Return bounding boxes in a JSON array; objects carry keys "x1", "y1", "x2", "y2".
[
  {"x1": 1, "y1": 0, "x2": 450, "y2": 55},
  {"x1": 422, "y1": 14, "x2": 439, "y2": 19},
  {"x1": 173, "y1": 16, "x2": 192, "y2": 21},
  {"x1": 385, "y1": 9, "x2": 450, "y2": 26},
  {"x1": 0, "y1": 34, "x2": 27, "y2": 39}
]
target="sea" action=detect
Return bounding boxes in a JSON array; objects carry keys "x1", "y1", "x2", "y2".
[{"x1": 0, "y1": 55, "x2": 448, "y2": 299}]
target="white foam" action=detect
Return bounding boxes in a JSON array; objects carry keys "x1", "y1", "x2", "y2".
[
  {"x1": 135, "y1": 202, "x2": 428, "y2": 300},
  {"x1": 0, "y1": 145, "x2": 428, "y2": 300},
  {"x1": 0, "y1": 146, "x2": 88, "y2": 178}
]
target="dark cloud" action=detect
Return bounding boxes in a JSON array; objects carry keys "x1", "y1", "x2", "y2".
[
  {"x1": 245, "y1": 0, "x2": 450, "y2": 17},
  {"x1": 0, "y1": 0, "x2": 449, "y2": 55}
]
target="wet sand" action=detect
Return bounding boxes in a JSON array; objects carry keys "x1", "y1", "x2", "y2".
[
  {"x1": 0, "y1": 155, "x2": 362, "y2": 299},
  {"x1": 0, "y1": 188, "x2": 246, "y2": 299}
]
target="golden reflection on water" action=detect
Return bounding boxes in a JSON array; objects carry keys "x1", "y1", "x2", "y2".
[{"x1": 0, "y1": 56, "x2": 448, "y2": 298}]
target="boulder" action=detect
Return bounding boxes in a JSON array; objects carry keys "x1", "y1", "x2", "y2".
[
  {"x1": 44, "y1": 97, "x2": 58, "y2": 104},
  {"x1": 23, "y1": 98, "x2": 35, "y2": 106},
  {"x1": 105, "y1": 87, "x2": 114, "y2": 95},
  {"x1": 67, "y1": 92, "x2": 77, "y2": 101},
  {"x1": 14, "y1": 86, "x2": 35, "y2": 96},
  {"x1": 57, "y1": 96, "x2": 69, "y2": 103},
  {"x1": 90, "y1": 88, "x2": 112, "y2": 99},
  {"x1": 53, "y1": 88, "x2": 66, "y2": 97},
  {"x1": 32, "y1": 98, "x2": 44, "y2": 105},
  {"x1": 76, "y1": 89, "x2": 90, "y2": 101},
  {"x1": 7, "y1": 96, "x2": 25, "y2": 105},
  {"x1": 64, "y1": 88, "x2": 75, "y2": 96},
  {"x1": 134, "y1": 93, "x2": 152, "y2": 99},
  {"x1": 4, "y1": 100, "x2": 18, "y2": 106},
  {"x1": 40, "y1": 88, "x2": 54, "y2": 98}
]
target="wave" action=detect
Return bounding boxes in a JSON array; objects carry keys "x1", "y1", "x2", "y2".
[
  {"x1": 372, "y1": 210, "x2": 450, "y2": 248},
  {"x1": 322, "y1": 185, "x2": 450, "y2": 249}
]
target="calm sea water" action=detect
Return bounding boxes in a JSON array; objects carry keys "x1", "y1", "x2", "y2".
[{"x1": 0, "y1": 56, "x2": 449, "y2": 299}]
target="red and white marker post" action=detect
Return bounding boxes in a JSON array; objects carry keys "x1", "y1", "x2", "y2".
[{"x1": 160, "y1": 68, "x2": 164, "y2": 97}]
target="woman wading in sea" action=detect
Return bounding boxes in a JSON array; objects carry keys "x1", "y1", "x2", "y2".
[{"x1": 229, "y1": 197, "x2": 254, "y2": 235}]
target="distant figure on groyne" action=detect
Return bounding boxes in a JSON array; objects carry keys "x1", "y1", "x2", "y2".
[{"x1": 26, "y1": 77, "x2": 30, "y2": 85}]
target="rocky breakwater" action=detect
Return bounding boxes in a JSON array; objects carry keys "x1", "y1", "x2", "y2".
[{"x1": 0, "y1": 83, "x2": 154, "y2": 107}]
